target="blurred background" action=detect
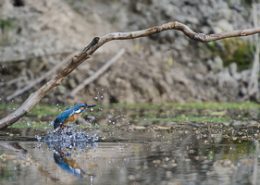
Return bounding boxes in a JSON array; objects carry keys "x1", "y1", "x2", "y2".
[
  {"x1": 0, "y1": 0, "x2": 259, "y2": 105},
  {"x1": 0, "y1": 1, "x2": 260, "y2": 185}
]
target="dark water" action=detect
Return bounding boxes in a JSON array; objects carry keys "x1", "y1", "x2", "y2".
[{"x1": 0, "y1": 125, "x2": 260, "y2": 185}]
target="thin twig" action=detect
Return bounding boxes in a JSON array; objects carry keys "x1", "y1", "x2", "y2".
[
  {"x1": 98, "y1": 21, "x2": 260, "y2": 43},
  {"x1": 1, "y1": 21, "x2": 260, "y2": 128},
  {"x1": 0, "y1": 76, "x2": 26, "y2": 87},
  {"x1": 248, "y1": 3, "x2": 260, "y2": 98},
  {"x1": 70, "y1": 48, "x2": 125, "y2": 96}
]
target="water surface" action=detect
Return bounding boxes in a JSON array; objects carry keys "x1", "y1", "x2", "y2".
[{"x1": 0, "y1": 126, "x2": 259, "y2": 185}]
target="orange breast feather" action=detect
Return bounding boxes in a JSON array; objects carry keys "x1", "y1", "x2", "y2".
[{"x1": 65, "y1": 114, "x2": 80, "y2": 124}]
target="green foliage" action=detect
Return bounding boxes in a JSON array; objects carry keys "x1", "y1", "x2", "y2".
[
  {"x1": 139, "y1": 115, "x2": 231, "y2": 124},
  {"x1": 110, "y1": 102, "x2": 259, "y2": 125},
  {"x1": 0, "y1": 19, "x2": 14, "y2": 31},
  {"x1": 207, "y1": 38, "x2": 255, "y2": 71},
  {"x1": 0, "y1": 102, "x2": 258, "y2": 130},
  {"x1": 113, "y1": 101, "x2": 260, "y2": 110},
  {"x1": 0, "y1": 18, "x2": 15, "y2": 45},
  {"x1": 10, "y1": 121, "x2": 51, "y2": 129},
  {"x1": 31, "y1": 104, "x2": 60, "y2": 117}
]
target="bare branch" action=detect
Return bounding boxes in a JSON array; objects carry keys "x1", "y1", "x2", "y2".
[
  {"x1": 0, "y1": 76, "x2": 26, "y2": 87},
  {"x1": 248, "y1": 3, "x2": 260, "y2": 98},
  {"x1": 70, "y1": 48, "x2": 125, "y2": 96},
  {"x1": 97, "y1": 21, "x2": 260, "y2": 43},
  {"x1": 6, "y1": 52, "x2": 77, "y2": 101},
  {"x1": 1, "y1": 21, "x2": 260, "y2": 129}
]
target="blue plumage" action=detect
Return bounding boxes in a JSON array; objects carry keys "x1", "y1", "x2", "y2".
[
  {"x1": 52, "y1": 103, "x2": 96, "y2": 129},
  {"x1": 53, "y1": 150, "x2": 85, "y2": 177}
]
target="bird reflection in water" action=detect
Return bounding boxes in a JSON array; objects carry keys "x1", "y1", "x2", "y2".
[
  {"x1": 41, "y1": 122, "x2": 99, "y2": 181},
  {"x1": 53, "y1": 148, "x2": 86, "y2": 178},
  {"x1": 43, "y1": 133, "x2": 98, "y2": 179}
]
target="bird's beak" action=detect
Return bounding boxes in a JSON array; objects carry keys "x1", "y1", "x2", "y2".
[{"x1": 87, "y1": 104, "x2": 96, "y2": 108}]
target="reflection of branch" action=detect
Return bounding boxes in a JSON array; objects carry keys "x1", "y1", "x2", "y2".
[
  {"x1": 0, "y1": 142, "x2": 27, "y2": 155},
  {"x1": 0, "y1": 142, "x2": 60, "y2": 183},
  {"x1": 37, "y1": 166, "x2": 60, "y2": 182},
  {"x1": 70, "y1": 49, "x2": 125, "y2": 96},
  {"x1": 1, "y1": 21, "x2": 260, "y2": 128}
]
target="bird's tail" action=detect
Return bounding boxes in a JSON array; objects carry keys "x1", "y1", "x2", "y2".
[
  {"x1": 53, "y1": 122, "x2": 61, "y2": 129},
  {"x1": 51, "y1": 120, "x2": 62, "y2": 129}
]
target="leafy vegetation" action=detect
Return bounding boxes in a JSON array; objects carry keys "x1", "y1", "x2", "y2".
[
  {"x1": 0, "y1": 18, "x2": 14, "y2": 31},
  {"x1": 139, "y1": 115, "x2": 231, "y2": 124},
  {"x1": 10, "y1": 121, "x2": 50, "y2": 129},
  {"x1": 207, "y1": 38, "x2": 255, "y2": 71},
  {"x1": 0, "y1": 18, "x2": 15, "y2": 45},
  {"x1": 112, "y1": 101, "x2": 260, "y2": 110}
]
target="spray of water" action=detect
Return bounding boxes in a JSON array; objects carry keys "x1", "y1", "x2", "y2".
[{"x1": 36, "y1": 126, "x2": 99, "y2": 150}]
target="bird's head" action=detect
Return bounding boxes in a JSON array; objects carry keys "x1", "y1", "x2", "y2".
[{"x1": 73, "y1": 103, "x2": 96, "y2": 114}]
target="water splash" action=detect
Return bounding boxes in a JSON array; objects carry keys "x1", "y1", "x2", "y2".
[
  {"x1": 37, "y1": 127, "x2": 99, "y2": 150},
  {"x1": 93, "y1": 88, "x2": 105, "y2": 102}
]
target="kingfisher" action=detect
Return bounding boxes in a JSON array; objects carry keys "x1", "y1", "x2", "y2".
[
  {"x1": 51, "y1": 103, "x2": 96, "y2": 130},
  {"x1": 53, "y1": 149, "x2": 86, "y2": 177}
]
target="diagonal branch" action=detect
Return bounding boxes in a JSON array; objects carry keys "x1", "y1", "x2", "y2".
[
  {"x1": 1, "y1": 21, "x2": 260, "y2": 129},
  {"x1": 6, "y1": 52, "x2": 77, "y2": 101},
  {"x1": 70, "y1": 48, "x2": 125, "y2": 97}
]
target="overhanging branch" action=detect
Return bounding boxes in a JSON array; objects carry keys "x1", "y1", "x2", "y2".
[{"x1": 1, "y1": 21, "x2": 260, "y2": 129}]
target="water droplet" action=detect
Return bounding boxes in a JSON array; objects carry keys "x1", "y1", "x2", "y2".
[
  {"x1": 35, "y1": 135, "x2": 42, "y2": 141},
  {"x1": 90, "y1": 176, "x2": 95, "y2": 184}
]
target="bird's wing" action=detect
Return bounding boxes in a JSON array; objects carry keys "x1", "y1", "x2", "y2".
[
  {"x1": 52, "y1": 109, "x2": 73, "y2": 129},
  {"x1": 57, "y1": 109, "x2": 72, "y2": 122}
]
